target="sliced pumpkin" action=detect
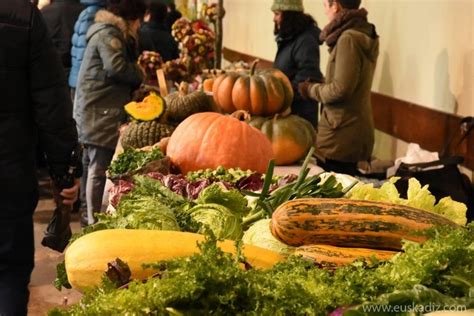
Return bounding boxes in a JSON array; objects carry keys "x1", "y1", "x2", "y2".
[{"x1": 125, "y1": 92, "x2": 166, "y2": 121}]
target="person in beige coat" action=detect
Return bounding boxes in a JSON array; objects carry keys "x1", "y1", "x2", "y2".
[{"x1": 299, "y1": 0, "x2": 379, "y2": 175}]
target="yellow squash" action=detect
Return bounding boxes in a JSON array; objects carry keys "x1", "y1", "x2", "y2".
[{"x1": 65, "y1": 229, "x2": 284, "y2": 291}]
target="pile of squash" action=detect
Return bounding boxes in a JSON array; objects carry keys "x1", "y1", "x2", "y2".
[
  {"x1": 165, "y1": 60, "x2": 317, "y2": 172},
  {"x1": 122, "y1": 82, "x2": 215, "y2": 150},
  {"x1": 209, "y1": 60, "x2": 316, "y2": 166},
  {"x1": 121, "y1": 92, "x2": 175, "y2": 149}
]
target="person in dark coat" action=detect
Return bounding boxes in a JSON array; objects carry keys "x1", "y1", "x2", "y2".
[
  {"x1": 272, "y1": 0, "x2": 323, "y2": 128},
  {"x1": 40, "y1": 0, "x2": 85, "y2": 79},
  {"x1": 165, "y1": 1, "x2": 182, "y2": 31},
  {"x1": 0, "y1": 1, "x2": 81, "y2": 314},
  {"x1": 139, "y1": 1, "x2": 179, "y2": 61},
  {"x1": 299, "y1": 0, "x2": 379, "y2": 175},
  {"x1": 69, "y1": 0, "x2": 107, "y2": 97},
  {"x1": 75, "y1": 0, "x2": 145, "y2": 225}
]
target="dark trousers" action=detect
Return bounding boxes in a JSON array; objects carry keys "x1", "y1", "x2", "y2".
[
  {"x1": 316, "y1": 158, "x2": 359, "y2": 176},
  {"x1": 0, "y1": 209, "x2": 36, "y2": 316}
]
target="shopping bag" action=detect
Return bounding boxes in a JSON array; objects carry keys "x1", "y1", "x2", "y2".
[{"x1": 394, "y1": 117, "x2": 474, "y2": 221}]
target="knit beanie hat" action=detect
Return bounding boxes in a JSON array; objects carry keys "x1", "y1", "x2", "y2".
[
  {"x1": 107, "y1": 0, "x2": 147, "y2": 20},
  {"x1": 271, "y1": 0, "x2": 304, "y2": 12}
]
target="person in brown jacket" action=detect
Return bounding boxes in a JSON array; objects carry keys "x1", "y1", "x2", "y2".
[{"x1": 299, "y1": 0, "x2": 379, "y2": 175}]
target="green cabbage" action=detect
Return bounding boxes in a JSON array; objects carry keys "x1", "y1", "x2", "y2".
[
  {"x1": 186, "y1": 203, "x2": 243, "y2": 240},
  {"x1": 196, "y1": 184, "x2": 250, "y2": 216},
  {"x1": 242, "y1": 219, "x2": 294, "y2": 256},
  {"x1": 349, "y1": 177, "x2": 467, "y2": 225}
]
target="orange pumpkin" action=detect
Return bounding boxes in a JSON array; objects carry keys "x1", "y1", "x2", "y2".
[
  {"x1": 167, "y1": 111, "x2": 274, "y2": 174},
  {"x1": 202, "y1": 78, "x2": 214, "y2": 92},
  {"x1": 249, "y1": 110, "x2": 315, "y2": 165},
  {"x1": 212, "y1": 60, "x2": 293, "y2": 116}
]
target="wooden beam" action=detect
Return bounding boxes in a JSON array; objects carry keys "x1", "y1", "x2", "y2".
[
  {"x1": 222, "y1": 47, "x2": 273, "y2": 69},
  {"x1": 371, "y1": 93, "x2": 473, "y2": 170}
]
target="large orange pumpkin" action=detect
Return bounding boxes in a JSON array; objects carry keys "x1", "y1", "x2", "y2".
[
  {"x1": 167, "y1": 111, "x2": 274, "y2": 174},
  {"x1": 212, "y1": 60, "x2": 293, "y2": 116},
  {"x1": 249, "y1": 111, "x2": 316, "y2": 165}
]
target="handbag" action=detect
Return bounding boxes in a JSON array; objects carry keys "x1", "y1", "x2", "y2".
[{"x1": 394, "y1": 117, "x2": 474, "y2": 221}]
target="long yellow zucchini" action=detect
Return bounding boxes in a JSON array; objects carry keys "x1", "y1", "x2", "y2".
[{"x1": 65, "y1": 229, "x2": 284, "y2": 291}]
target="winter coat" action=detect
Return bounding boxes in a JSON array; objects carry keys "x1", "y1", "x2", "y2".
[
  {"x1": 309, "y1": 22, "x2": 379, "y2": 163},
  {"x1": 139, "y1": 21, "x2": 179, "y2": 62},
  {"x1": 0, "y1": 0, "x2": 79, "y2": 211},
  {"x1": 75, "y1": 10, "x2": 144, "y2": 150},
  {"x1": 41, "y1": 0, "x2": 84, "y2": 79},
  {"x1": 68, "y1": 0, "x2": 106, "y2": 88},
  {"x1": 274, "y1": 24, "x2": 323, "y2": 127},
  {"x1": 165, "y1": 8, "x2": 182, "y2": 31}
]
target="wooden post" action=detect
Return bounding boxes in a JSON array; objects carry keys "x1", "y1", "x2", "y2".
[
  {"x1": 156, "y1": 69, "x2": 169, "y2": 97},
  {"x1": 214, "y1": 0, "x2": 224, "y2": 69}
]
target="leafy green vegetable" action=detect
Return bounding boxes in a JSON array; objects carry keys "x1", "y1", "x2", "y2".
[
  {"x1": 53, "y1": 261, "x2": 71, "y2": 291},
  {"x1": 107, "y1": 147, "x2": 164, "y2": 178},
  {"x1": 184, "y1": 203, "x2": 243, "y2": 240},
  {"x1": 67, "y1": 175, "x2": 187, "y2": 246},
  {"x1": 196, "y1": 183, "x2": 250, "y2": 216},
  {"x1": 186, "y1": 166, "x2": 253, "y2": 183},
  {"x1": 349, "y1": 177, "x2": 467, "y2": 225},
  {"x1": 49, "y1": 223, "x2": 474, "y2": 315},
  {"x1": 113, "y1": 194, "x2": 180, "y2": 230},
  {"x1": 176, "y1": 184, "x2": 250, "y2": 240},
  {"x1": 242, "y1": 219, "x2": 294, "y2": 256},
  {"x1": 50, "y1": 224, "x2": 474, "y2": 315}
]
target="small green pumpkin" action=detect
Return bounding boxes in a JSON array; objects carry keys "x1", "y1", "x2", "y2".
[
  {"x1": 121, "y1": 121, "x2": 175, "y2": 149},
  {"x1": 249, "y1": 111, "x2": 316, "y2": 165},
  {"x1": 164, "y1": 82, "x2": 214, "y2": 123}
]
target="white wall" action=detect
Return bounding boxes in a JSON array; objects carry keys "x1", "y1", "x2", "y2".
[{"x1": 222, "y1": 0, "x2": 473, "y2": 167}]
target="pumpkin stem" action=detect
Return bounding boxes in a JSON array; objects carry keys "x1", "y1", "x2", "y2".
[
  {"x1": 250, "y1": 59, "x2": 259, "y2": 76},
  {"x1": 272, "y1": 107, "x2": 291, "y2": 122},
  {"x1": 178, "y1": 81, "x2": 189, "y2": 96},
  {"x1": 280, "y1": 107, "x2": 292, "y2": 117},
  {"x1": 231, "y1": 110, "x2": 251, "y2": 122}
]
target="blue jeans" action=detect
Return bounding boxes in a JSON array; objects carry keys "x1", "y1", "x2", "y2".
[{"x1": 84, "y1": 145, "x2": 114, "y2": 225}]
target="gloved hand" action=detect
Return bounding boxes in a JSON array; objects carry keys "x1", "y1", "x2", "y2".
[{"x1": 298, "y1": 80, "x2": 313, "y2": 100}]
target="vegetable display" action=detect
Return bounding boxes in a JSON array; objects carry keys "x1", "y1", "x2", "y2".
[
  {"x1": 212, "y1": 60, "x2": 293, "y2": 116},
  {"x1": 52, "y1": 224, "x2": 474, "y2": 315},
  {"x1": 166, "y1": 111, "x2": 274, "y2": 174},
  {"x1": 49, "y1": 138, "x2": 474, "y2": 316}
]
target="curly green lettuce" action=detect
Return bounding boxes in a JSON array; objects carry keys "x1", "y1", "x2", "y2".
[{"x1": 349, "y1": 178, "x2": 467, "y2": 225}]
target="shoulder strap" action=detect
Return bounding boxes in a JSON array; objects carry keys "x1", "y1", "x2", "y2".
[{"x1": 440, "y1": 116, "x2": 474, "y2": 157}]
